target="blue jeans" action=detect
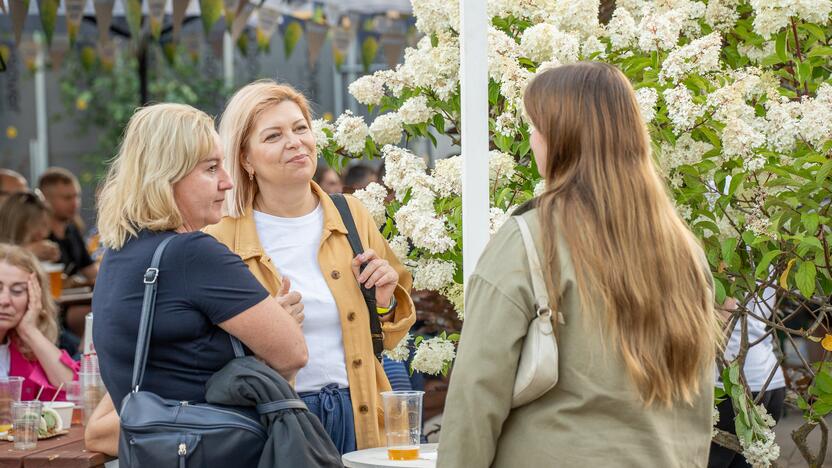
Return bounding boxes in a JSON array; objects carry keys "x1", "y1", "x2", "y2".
[{"x1": 299, "y1": 384, "x2": 357, "y2": 454}]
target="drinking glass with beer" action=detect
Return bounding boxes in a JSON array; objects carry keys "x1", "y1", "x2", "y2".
[
  {"x1": 41, "y1": 263, "x2": 64, "y2": 299},
  {"x1": 381, "y1": 391, "x2": 424, "y2": 461}
]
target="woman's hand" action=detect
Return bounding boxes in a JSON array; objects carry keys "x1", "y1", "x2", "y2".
[
  {"x1": 351, "y1": 249, "x2": 398, "y2": 312},
  {"x1": 26, "y1": 240, "x2": 60, "y2": 263},
  {"x1": 276, "y1": 278, "x2": 304, "y2": 326},
  {"x1": 18, "y1": 274, "x2": 42, "y2": 334}
]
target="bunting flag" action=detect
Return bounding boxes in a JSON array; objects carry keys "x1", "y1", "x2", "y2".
[
  {"x1": 183, "y1": 30, "x2": 201, "y2": 61},
  {"x1": 171, "y1": 0, "x2": 191, "y2": 40},
  {"x1": 10, "y1": 0, "x2": 30, "y2": 46},
  {"x1": 79, "y1": 44, "x2": 96, "y2": 71},
  {"x1": 148, "y1": 0, "x2": 166, "y2": 39},
  {"x1": 199, "y1": 0, "x2": 222, "y2": 36},
  {"x1": 282, "y1": 20, "x2": 302, "y2": 58},
  {"x1": 20, "y1": 38, "x2": 38, "y2": 71},
  {"x1": 331, "y1": 25, "x2": 351, "y2": 71},
  {"x1": 124, "y1": 0, "x2": 143, "y2": 41},
  {"x1": 305, "y1": 21, "x2": 327, "y2": 69},
  {"x1": 93, "y1": 0, "x2": 115, "y2": 42},
  {"x1": 254, "y1": 6, "x2": 279, "y2": 52},
  {"x1": 37, "y1": 0, "x2": 59, "y2": 46},
  {"x1": 98, "y1": 38, "x2": 116, "y2": 71},
  {"x1": 380, "y1": 31, "x2": 405, "y2": 70},
  {"x1": 49, "y1": 36, "x2": 68, "y2": 70},
  {"x1": 230, "y1": 1, "x2": 254, "y2": 42},
  {"x1": 65, "y1": 0, "x2": 86, "y2": 45},
  {"x1": 222, "y1": 0, "x2": 239, "y2": 32}
]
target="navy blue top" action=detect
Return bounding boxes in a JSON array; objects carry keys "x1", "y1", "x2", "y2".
[{"x1": 92, "y1": 230, "x2": 269, "y2": 410}]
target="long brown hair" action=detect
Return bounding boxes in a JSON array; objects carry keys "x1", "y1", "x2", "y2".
[
  {"x1": 0, "y1": 243, "x2": 59, "y2": 360},
  {"x1": 524, "y1": 62, "x2": 718, "y2": 406}
]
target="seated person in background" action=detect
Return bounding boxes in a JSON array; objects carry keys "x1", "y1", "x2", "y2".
[
  {"x1": 313, "y1": 164, "x2": 343, "y2": 195},
  {"x1": 85, "y1": 393, "x2": 118, "y2": 456},
  {"x1": 38, "y1": 168, "x2": 97, "y2": 283},
  {"x1": 0, "y1": 192, "x2": 60, "y2": 263},
  {"x1": 0, "y1": 169, "x2": 28, "y2": 203},
  {"x1": 0, "y1": 243, "x2": 79, "y2": 400},
  {"x1": 343, "y1": 164, "x2": 377, "y2": 193}
]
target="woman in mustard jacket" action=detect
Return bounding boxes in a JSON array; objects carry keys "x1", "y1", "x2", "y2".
[{"x1": 205, "y1": 80, "x2": 415, "y2": 453}]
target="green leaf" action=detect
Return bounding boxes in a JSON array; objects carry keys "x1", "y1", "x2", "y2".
[
  {"x1": 807, "y1": 46, "x2": 832, "y2": 58},
  {"x1": 713, "y1": 277, "x2": 726, "y2": 304},
  {"x1": 775, "y1": 32, "x2": 789, "y2": 62},
  {"x1": 800, "y1": 23, "x2": 828, "y2": 42},
  {"x1": 796, "y1": 261, "x2": 817, "y2": 297},
  {"x1": 803, "y1": 213, "x2": 820, "y2": 234},
  {"x1": 432, "y1": 114, "x2": 445, "y2": 134},
  {"x1": 721, "y1": 238, "x2": 738, "y2": 262},
  {"x1": 729, "y1": 362, "x2": 741, "y2": 385},
  {"x1": 816, "y1": 372, "x2": 832, "y2": 395},
  {"x1": 447, "y1": 333, "x2": 460, "y2": 342},
  {"x1": 755, "y1": 250, "x2": 782, "y2": 278}
]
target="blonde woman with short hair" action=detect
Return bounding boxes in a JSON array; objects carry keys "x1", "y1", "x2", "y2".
[
  {"x1": 205, "y1": 81, "x2": 416, "y2": 453},
  {"x1": 0, "y1": 243, "x2": 78, "y2": 401},
  {"x1": 437, "y1": 62, "x2": 721, "y2": 467},
  {"x1": 92, "y1": 103, "x2": 307, "y2": 414}
]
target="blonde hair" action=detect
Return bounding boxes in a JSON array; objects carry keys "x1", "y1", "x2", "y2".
[
  {"x1": 524, "y1": 63, "x2": 719, "y2": 407},
  {"x1": 97, "y1": 103, "x2": 217, "y2": 250},
  {"x1": 0, "y1": 192, "x2": 51, "y2": 245},
  {"x1": 219, "y1": 80, "x2": 314, "y2": 218},
  {"x1": 0, "y1": 243, "x2": 59, "y2": 360}
]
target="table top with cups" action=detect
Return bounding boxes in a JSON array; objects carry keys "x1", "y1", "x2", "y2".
[
  {"x1": 342, "y1": 444, "x2": 438, "y2": 468},
  {"x1": 0, "y1": 425, "x2": 114, "y2": 467}
]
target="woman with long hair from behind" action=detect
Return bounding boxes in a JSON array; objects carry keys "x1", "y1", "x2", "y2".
[{"x1": 437, "y1": 62, "x2": 720, "y2": 467}]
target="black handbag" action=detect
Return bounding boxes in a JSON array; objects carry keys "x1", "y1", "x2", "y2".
[
  {"x1": 329, "y1": 194, "x2": 384, "y2": 361},
  {"x1": 118, "y1": 235, "x2": 267, "y2": 467}
]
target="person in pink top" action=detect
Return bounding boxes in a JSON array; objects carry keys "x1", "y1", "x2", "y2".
[{"x1": 0, "y1": 243, "x2": 79, "y2": 401}]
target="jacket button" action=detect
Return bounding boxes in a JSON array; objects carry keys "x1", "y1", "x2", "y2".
[
  {"x1": 347, "y1": 311, "x2": 356, "y2": 321},
  {"x1": 331, "y1": 270, "x2": 341, "y2": 279},
  {"x1": 359, "y1": 404, "x2": 369, "y2": 414},
  {"x1": 352, "y1": 358, "x2": 362, "y2": 368}
]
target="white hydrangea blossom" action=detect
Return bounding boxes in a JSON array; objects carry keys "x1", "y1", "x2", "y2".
[
  {"x1": 658, "y1": 134, "x2": 713, "y2": 174},
  {"x1": 382, "y1": 333, "x2": 412, "y2": 362},
  {"x1": 555, "y1": 0, "x2": 601, "y2": 39},
  {"x1": 490, "y1": 207, "x2": 510, "y2": 235},
  {"x1": 659, "y1": 32, "x2": 722, "y2": 84},
  {"x1": 395, "y1": 200, "x2": 456, "y2": 254},
  {"x1": 388, "y1": 235, "x2": 410, "y2": 262},
  {"x1": 635, "y1": 87, "x2": 659, "y2": 123},
  {"x1": 411, "y1": 0, "x2": 459, "y2": 37},
  {"x1": 489, "y1": 150, "x2": 517, "y2": 184},
  {"x1": 369, "y1": 113, "x2": 403, "y2": 146},
  {"x1": 432, "y1": 156, "x2": 462, "y2": 197},
  {"x1": 533, "y1": 179, "x2": 547, "y2": 196},
  {"x1": 411, "y1": 335, "x2": 457, "y2": 375},
  {"x1": 607, "y1": 8, "x2": 638, "y2": 50},
  {"x1": 738, "y1": 42, "x2": 776, "y2": 64},
  {"x1": 705, "y1": 0, "x2": 741, "y2": 31},
  {"x1": 395, "y1": 36, "x2": 460, "y2": 101},
  {"x1": 520, "y1": 23, "x2": 560, "y2": 63},
  {"x1": 722, "y1": 116, "x2": 767, "y2": 160},
  {"x1": 488, "y1": 27, "x2": 522, "y2": 81},
  {"x1": 663, "y1": 85, "x2": 704, "y2": 133},
  {"x1": 381, "y1": 145, "x2": 428, "y2": 197},
  {"x1": 581, "y1": 36, "x2": 607, "y2": 59},
  {"x1": 498, "y1": 61, "x2": 534, "y2": 111},
  {"x1": 441, "y1": 282, "x2": 465, "y2": 319},
  {"x1": 494, "y1": 111, "x2": 518, "y2": 137},
  {"x1": 739, "y1": 405, "x2": 780, "y2": 468},
  {"x1": 398, "y1": 95, "x2": 435, "y2": 125},
  {"x1": 637, "y1": 7, "x2": 686, "y2": 52},
  {"x1": 352, "y1": 182, "x2": 388, "y2": 227},
  {"x1": 487, "y1": 0, "x2": 557, "y2": 22},
  {"x1": 333, "y1": 111, "x2": 369, "y2": 155},
  {"x1": 551, "y1": 31, "x2": 582, "y2": 64},
  {"x1": 799, "y1": 83, "x2": 832, "y2": 149},
  {"x1": 312, "y1": 119, "x2": 333, "y2": 150},
  {"x1": 764, "y1": 98, "x2": 802, "y2": 153},
  {"x1": 712, "y1": 406, "x2": 720, "y2": 437},
  {"x1": 411, "y1": 258, "x2": 456, "y2": 291},
  {"x1": 348, "y1": 75, "x2": 385, "y2": 106},
  {"x1": 750, "y1": 0, "x2": 832, "y2": 38}
]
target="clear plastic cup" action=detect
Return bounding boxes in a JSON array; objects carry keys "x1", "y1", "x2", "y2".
[
  {"x1": 79, "y1": 372, "x2": 104, "y2": 426},
  {"x1": 380, "y1": 391, "x2": 424, "y2": 461},
  {"x1": 65, "y1": 381, "x2": 83, "y2": 426},
  {"x1": 0, "y1": 377, "x2": 24, "y2": 433},
  {"x1": 12, "y1": 401, "x2": 42, "y2": 450},
  {"x1": 41, "y1": 262, "x2": 65, "y2": 299}
]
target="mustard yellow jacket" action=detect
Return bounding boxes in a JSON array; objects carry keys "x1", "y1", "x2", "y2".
[{"x1": 204, "y1": 182, "x2": 416, "y2": 449}]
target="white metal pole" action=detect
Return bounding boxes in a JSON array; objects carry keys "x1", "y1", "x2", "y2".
[
  {"x1": 223, "y1": 31, "x2": 234, "y2": 89},
  {"x1": 33, "y1": 31, "x2": 48, "y2": 180},
  {"x1": 460, "y1": 1, "x2": 490, "y2": 284}
]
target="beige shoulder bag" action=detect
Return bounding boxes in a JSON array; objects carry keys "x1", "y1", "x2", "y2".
[{"x1": 511, "y1": 216, "x2": 564, "y2": 408}]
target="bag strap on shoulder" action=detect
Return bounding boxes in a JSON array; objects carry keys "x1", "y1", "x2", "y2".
[
  {"x1": 131, "y1": 234, "x2": 245, "y2": 393},
  {"x1": 514, "y1": 216, "x2": 564, "y2": 326},
  {"x1": 329, "y1": 194, "x2": 384, "y2": 361}
]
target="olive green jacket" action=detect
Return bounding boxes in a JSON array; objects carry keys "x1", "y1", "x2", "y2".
[{"x1": 437, "y1": 208, "x2": 714, "y2": 468}]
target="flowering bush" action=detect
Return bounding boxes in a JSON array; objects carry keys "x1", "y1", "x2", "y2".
[{"x1": 318, "y1": 1, "x2": 832, "y2": 464}]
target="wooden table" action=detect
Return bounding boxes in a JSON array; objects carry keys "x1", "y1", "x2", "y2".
[{"x1": 0, "y1": 426, "x2": 115, "y2": 468}]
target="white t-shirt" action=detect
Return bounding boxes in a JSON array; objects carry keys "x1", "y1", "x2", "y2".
[
  {"x1": 717, "y1": 285, "x2": 786, "y2": 392},
  {"x1": 0, "y1": 340, "x2": 10, "y2": 378},
  {"x1": 253, "y1": 204, "x2": 349, "y2": 393}
]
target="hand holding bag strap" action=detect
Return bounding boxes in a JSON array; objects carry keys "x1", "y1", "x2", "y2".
[
  {"x1": 130, "y1": 235, "x2": 246, "y2": 393},
  {"x1": 329, "y1": 194, "x2": 384, "y2": 361},
  {"x1": 515, "y1": 216, "x2": 565, "y2": 326}
]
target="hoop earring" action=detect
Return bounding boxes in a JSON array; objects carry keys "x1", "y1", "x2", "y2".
[{"x1": 248, "y1": 171, "x2": 254, "y2": 181}]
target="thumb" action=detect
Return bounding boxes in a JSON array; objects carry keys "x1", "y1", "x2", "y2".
[{"x1": 279, "y1": 277, "x2": 291, "y2": 296}]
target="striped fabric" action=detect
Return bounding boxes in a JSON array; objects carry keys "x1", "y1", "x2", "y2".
[{"x1": 382, "y1": 357, "x2": 413, "y2": 391}]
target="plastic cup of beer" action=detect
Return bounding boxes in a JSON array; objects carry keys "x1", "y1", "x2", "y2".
[
  {"x1": 79, "y1": 372, "x2": 104, "y2": 426},
  {"x1": 11, "y1": 401, "x2": 42, "y2": 450},
  {"x1": 380, "y1": 391, "x2": 424, "y2": 461},
  {"x1": 0, "y1": 377, "x2": 24, "y2": 433},
  {"x1": 41, "y1": 262, "x2": 65, "y2": 299},
  {"x1": 65, "y1": 381, "x2": 83, "y2": 426}
]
